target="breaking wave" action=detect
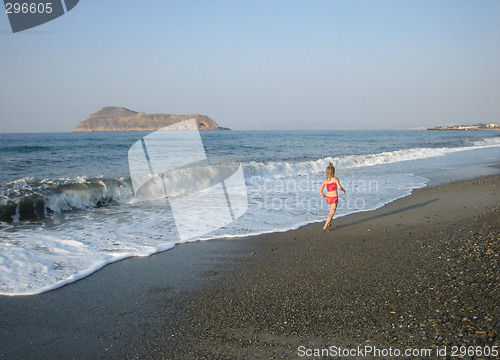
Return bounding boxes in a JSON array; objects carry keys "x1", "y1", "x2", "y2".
[{"x1": 2, "y1": 135, "x2": 499, "y2": 222}]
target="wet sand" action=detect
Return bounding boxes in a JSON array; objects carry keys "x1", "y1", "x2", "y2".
[{"x1": 0, "y1": 175, "x2": 499, "y2": 359}]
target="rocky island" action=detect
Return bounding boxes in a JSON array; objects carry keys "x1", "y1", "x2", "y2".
[
  {"x1": 73, "y1": 107, "x2": 230, "y2": 132},
  {"x1": 427, "y1": 123, "x2": 500, "y2": 131}
]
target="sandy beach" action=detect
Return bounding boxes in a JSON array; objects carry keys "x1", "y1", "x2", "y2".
[{"x1": 0, "y1": 174, "x2": 498, "y2": 359}]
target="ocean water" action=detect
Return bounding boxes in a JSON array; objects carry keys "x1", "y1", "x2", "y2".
[{"x1": 0, "y1": 130, "x2": 499, "y2": 295}]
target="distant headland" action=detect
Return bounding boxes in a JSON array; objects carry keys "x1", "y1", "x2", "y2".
[
  {"x1": 427, "y1": 123, "x2": 500, "y2": 131},
  {"x1": 73, "y1": 106, "x2": 230, "y2": 132}
]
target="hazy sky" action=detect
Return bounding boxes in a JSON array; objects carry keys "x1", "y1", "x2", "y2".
[{"x1": 1, "y1": 1, "x2": 499, "y2": 132}]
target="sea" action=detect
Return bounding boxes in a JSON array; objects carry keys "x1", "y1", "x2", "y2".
[{"x1": 1, "y1": 129, "x2": 499, "y2": 295}]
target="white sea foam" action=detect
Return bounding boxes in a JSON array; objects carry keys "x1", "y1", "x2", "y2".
[
  {"x1": 244, "y1": 137, "x2": 500, "y2": 183},
  {"x1": 0, "y1": 206, "x2": 178, "y2": 295},
  {"x1": 0, "y1": 170, "x2": 429, "y2": 295}
]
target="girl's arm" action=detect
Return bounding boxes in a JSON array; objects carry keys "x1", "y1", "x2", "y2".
[
  {"x1": 336, "y1": 178, "x2": 346, "y2": 194},
  {"x1": 319, "y1": 180, "x2": 326, "y2": 198}
]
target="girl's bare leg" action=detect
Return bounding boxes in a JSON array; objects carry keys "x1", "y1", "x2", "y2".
[{"x1": 323, "y1": 203, "x2": 337, "y2": 231}]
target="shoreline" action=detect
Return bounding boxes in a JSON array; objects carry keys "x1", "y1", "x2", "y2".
[
  {"x1": 0, "y1": 173, "x2": 499, "y2": 359},
  {"x1": 1, "y1": 160, "x2": 497, "y2": 297}
]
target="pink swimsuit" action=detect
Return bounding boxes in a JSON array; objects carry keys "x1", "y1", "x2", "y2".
[
  {"x1": 325, "y1": 196, "x2": 338, "y2": 204},
  {"x1": 325, "y1": 181, "x2": 338, "y2": 204},
  {"x1": 326, "y1": 182, "x2": 337, "y2": 191}
]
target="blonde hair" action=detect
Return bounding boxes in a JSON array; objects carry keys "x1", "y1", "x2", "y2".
[{"x1": 326, "y1": 165, "x2": 335, "y2": 178}]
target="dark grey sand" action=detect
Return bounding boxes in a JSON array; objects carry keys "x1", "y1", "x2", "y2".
[{"x1": 1, "y1": 175, "x2": 498, "y2": 359}]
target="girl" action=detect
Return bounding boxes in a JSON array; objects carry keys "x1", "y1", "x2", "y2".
[{"x1": 319, "y1": 164, "x2": 346, "y2": 231}]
